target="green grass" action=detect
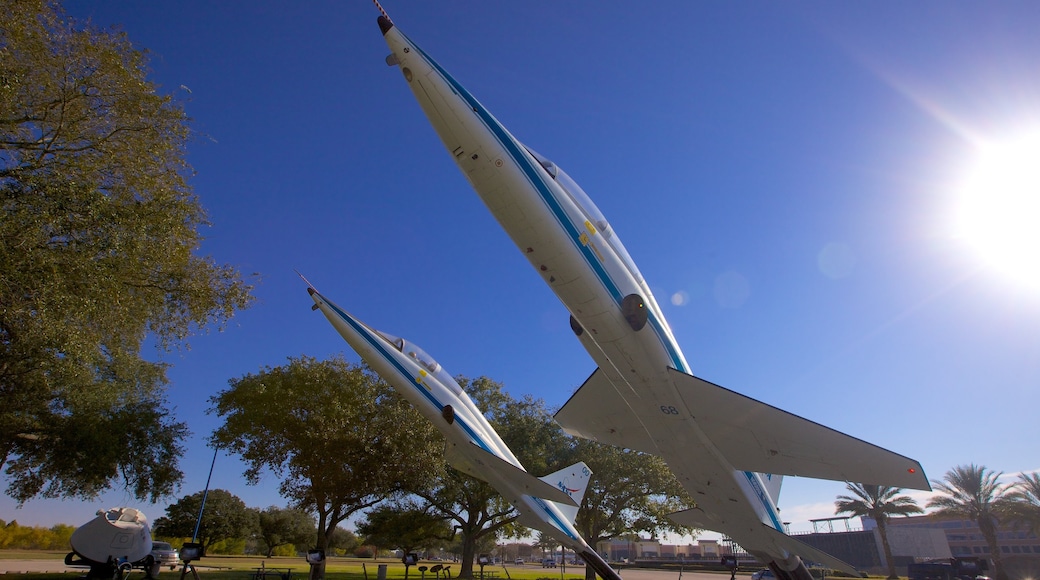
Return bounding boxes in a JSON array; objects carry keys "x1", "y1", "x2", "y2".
[
  {"x1": 197, "y1": 556, "x2": 585, "y2": 578},
  {"x1": 0, "y1": 550, "x2": 69, "y2": 560},
  {"x1": 1, "y1": 554, "x2": 589, "y2": 580}
]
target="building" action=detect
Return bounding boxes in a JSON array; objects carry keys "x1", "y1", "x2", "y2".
[
  {"x1": 791, "y1": 517, "x2": 950, "y2": 575},
  {"x1": 885, "y1": 515, "x2": 1040, "y2": 580},
  {"x1": 597, "y1": 538, "x2": 660, "y2": 561},
  {"x1": 595, "y1": 538, "x2": 734, "y2": 562}
]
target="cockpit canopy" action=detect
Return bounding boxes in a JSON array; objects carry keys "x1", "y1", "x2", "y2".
[
  {"x1": 374, "y1": 329, "x2": 461, "y2": 395},
  {"x1": 524, "y1": 145, "x2": 646, "y2": 286}
]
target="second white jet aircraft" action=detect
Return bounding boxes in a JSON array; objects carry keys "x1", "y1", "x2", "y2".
[
  {"x1": 373, "y1": 8, "x2": 930, "y2": 580},
  {"x1": 306, "y1": 284, "x2": 622, "y2": 580}
]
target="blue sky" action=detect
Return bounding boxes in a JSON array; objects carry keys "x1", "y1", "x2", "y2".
[{"x1": 4, "y1": 1, "x2": 1039, "y2": 540}]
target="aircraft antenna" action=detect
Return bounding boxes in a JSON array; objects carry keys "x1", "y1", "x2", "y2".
[{"x1": 372, "y1": 0, "x2": 392, "y2": 24}]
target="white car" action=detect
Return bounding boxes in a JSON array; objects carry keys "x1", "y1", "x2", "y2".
[
  {"x1": 751, "y1": 569, "x2": 775, "y2": 580},
  {"x1": 150, "y1": 541, "x2": 180, "y2": 570}
]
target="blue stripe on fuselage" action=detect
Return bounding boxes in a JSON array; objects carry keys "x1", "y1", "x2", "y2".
[
  {"x1": 531, "y1": 496, "x2": 579, "y2": 542},
  {"x1": 401, "y1": 34, "x2": 688, "y2": 373},
  {"x1": 319, "y1": 296, "x2": 493, "y2": 455}
]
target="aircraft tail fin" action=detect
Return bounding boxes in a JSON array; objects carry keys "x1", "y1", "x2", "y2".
[
  {"x1": 443, "y1": 441, "x2": 578, "y2": 506},
  {"x1": 537, "y1": 462, "x2": 592, "y2": 524},
  {"x1": 761, "y1": 473, "x2": 783, "y2": 505}
]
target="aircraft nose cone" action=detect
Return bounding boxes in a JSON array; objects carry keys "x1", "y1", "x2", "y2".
[{"x1": 378, "y1": 16, "x2": 394, "y2": 35}]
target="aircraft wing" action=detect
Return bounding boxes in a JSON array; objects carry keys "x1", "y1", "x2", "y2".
[
  {"x1": 670, "y1": 509, "x2": 860, "y2": 577},
  {"x1": 443, "y1": 441, "x2": 578, "y2": 506},
  {"x1": 667, "y1": 368, "x2": 930, "y2": 490},
  {"x1": 554, "y1": 368, "x2": 659, "y2": 455}
]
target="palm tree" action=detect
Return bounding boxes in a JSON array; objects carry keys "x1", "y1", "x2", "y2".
[
  {"x1": 534, "y1": 532, "x2": 558, "y2": 564},
  {"x1": 1004, "y1": 472, "x2": 1040, "y2": 535},
  {"x1": 835, "y1": 482, "x2": 923, "y2": 579},
  {"x1": 926, "y1": 464, "x2": 1011, "y2": 580}
]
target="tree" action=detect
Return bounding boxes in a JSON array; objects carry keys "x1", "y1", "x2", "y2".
[
  {"x1": 411, "y1": 377, "x2": 567, "y2": 579},
  {"x1": 357, "y1": 502, "x2": 453, "y2": 560},
  {"x1": 152, "y1": 489, "x2": 258, "y2": 554},
  {"x1": 0, "y1": 0, "x2": 254, "y2": 503},
  {"x1": 562, "y1": 438, "x2": 697, "y2": 580},
  {"x1": 534, "y1": 531, "x2": 558, "y2": 561},
  {"x1": 834, "y1": 483, "x2": 922, "y2": 579},
  {"x1": 209, "y1": 356, "x2": 441, "y2": 578},
  {"x1": 0, "y1": 520, "x2": 75, "y2": 550},
  {"x1": 257, "y1": 506, "x2": 315, "y2": 558},
  {"x1": 1004, "y1": 472, "x2": 1040, "y2": 536},
  {"x1": 326, "y1": 527, "x2": 360, "y2": 557},
  {"x1": 927, "y1": 465, "x2": 1011, "y2": 580}
]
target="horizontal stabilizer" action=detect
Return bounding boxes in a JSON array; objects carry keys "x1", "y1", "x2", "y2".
[
  {"x1": 669, "y1": 509, "x2": 859, "y2": 577},
  {"x1": 538, "y1": 461, "x2": 592, "y2": 524},
  {"x1": 444, "y1": 441, "x2": 578, "y2": 506},
  {"x1": 764, "y1": 524, "x2": 860, "y2": 576},
  {"x1": 554, "y1": 368, "x2": 658, "y2": 455},
  {"x1": 667, "y1": 368, "x2": 930, "y2": 490}
]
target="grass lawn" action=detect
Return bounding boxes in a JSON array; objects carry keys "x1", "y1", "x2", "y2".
[
  {"x1": 0, "y1": 554, "x2": 590, "y2": 580},
  {"x1": 0, "y1": 551, "x2": 70, "y2": 560}
]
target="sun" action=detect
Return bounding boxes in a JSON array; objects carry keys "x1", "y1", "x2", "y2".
[{"x1": 955, "y1": 130, "x2": 1040, "y2": 289}]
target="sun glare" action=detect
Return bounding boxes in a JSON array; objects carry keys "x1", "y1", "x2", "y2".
[{"x1": 955, "y1": 131, "x2": 1040, "y2": 289}]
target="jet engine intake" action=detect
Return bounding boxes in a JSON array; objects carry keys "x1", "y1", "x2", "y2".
[{"x1": 621, "y1": 294, "x2": 647, "y2": 331}]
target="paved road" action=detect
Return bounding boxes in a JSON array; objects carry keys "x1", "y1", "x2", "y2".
[{"x1": 617, "y1": 569, "x2": 744, "y2": 580}]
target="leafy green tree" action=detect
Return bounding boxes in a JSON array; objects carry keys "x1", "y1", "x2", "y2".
[
  {"x1": 326, "y1": 527, "x2": 360, "y2": 557},
  {"x1": 258, "y1": 506, "x2": 315, "y2": 558},
  {"x1": 927, "y1": 465, "x2": 1012, "y2": 580},
  {"x1": 411, "y1": 377, "x2": 567, "y2": 579},
  {"x1": 152, "y1": 489, "x2": 258, "y2": 554},
  {"x1": 357, "y1": 502, "x2": 453, "y2": 559},
  {"x1": 561, "y1": 438, "x2": 696, "y2": 580},
  {"x1": 0, "y1": 520, "x2": 75, "y2": 549},
  {"x1": 209, "y1": 356, "x2": 441, "y2": 579},
  {"x1": 1004, "y1": 472, "x2": 1040, "y2": 536},
  {"x1": 0, "y1": 0, "x2": 254, "y2": 503},
  {"x1": 415, "y1": 453, "x2": 511, "y2": 578},
  {"x1": 835, "y1": 483, "x2": 922, "y2": 579}
]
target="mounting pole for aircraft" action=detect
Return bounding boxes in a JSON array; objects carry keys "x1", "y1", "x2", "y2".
[{"x1": 192, "y1": 448, "x2": 219, "y2": 543}]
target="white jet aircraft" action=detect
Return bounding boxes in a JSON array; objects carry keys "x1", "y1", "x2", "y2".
[
  {"x1": 372, "y1": 7, "x2": 930, "y2": 580},
  {"x1": 305, "y1": 284, "x2": 622, "y2": 580}
]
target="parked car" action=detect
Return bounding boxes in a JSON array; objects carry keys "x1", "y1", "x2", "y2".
[
  {"x1": 542, "y1": 559, "x2": 557, "y2": 568},
  {"x1": 514, "y1": 559, "x2": 524, "y2": 565},
  {"x1": 751, "y1": 569, "x2": 775, "y2": 580},
  {"x1": 151, "y1": 541, "x2": 180, "y2": 570}
]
